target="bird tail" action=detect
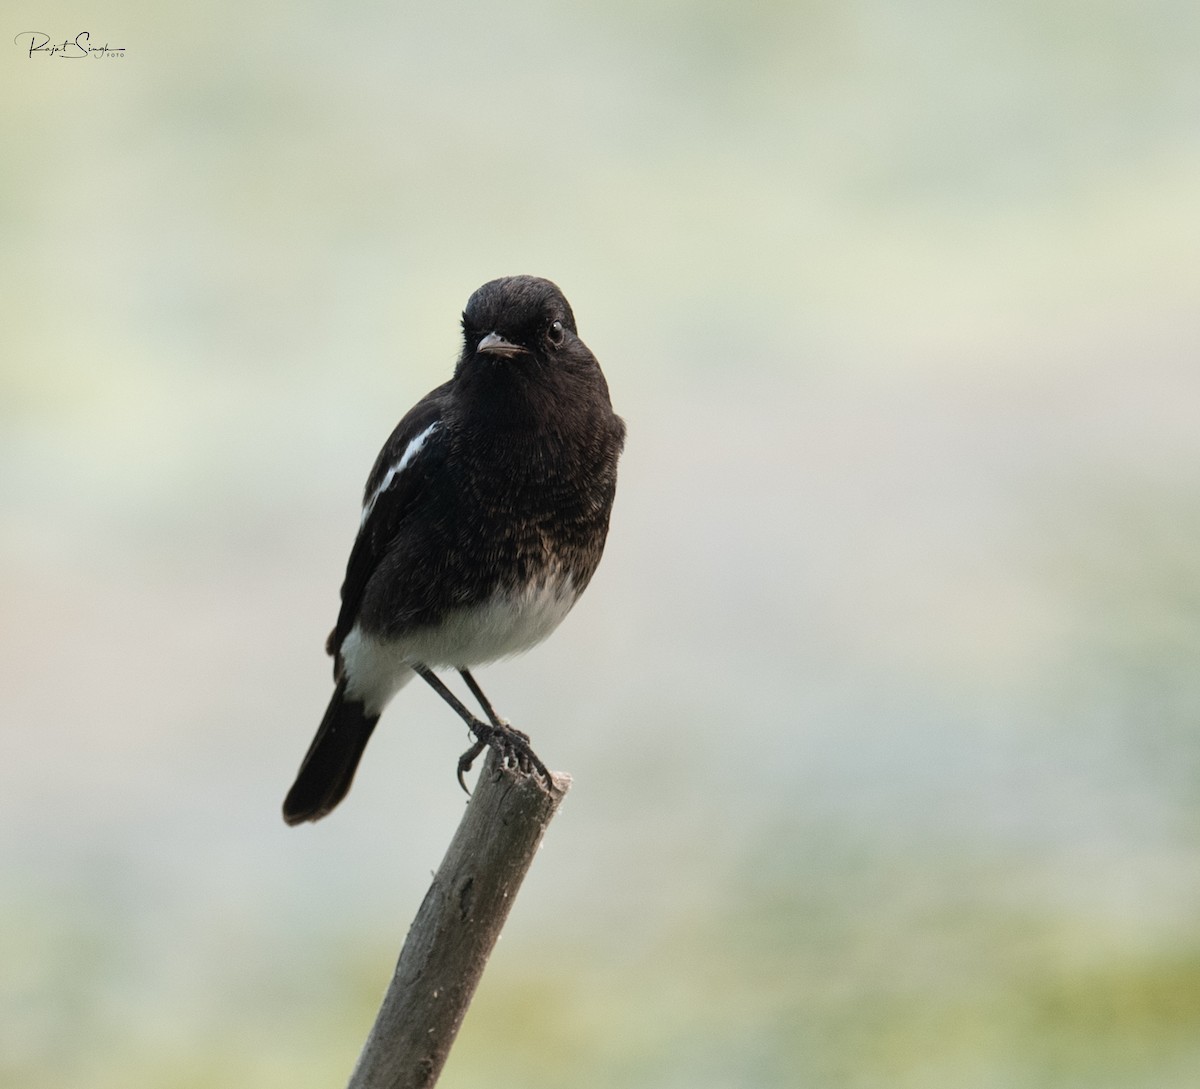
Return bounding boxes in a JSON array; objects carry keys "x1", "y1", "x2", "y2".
[{"x1": 283, "y1": 682, "x2": 379, "y2": 825}]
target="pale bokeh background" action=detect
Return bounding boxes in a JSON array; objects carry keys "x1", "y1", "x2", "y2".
[{"x1": 3, "y1": 3, "x2": 1200, "y2": 1087}]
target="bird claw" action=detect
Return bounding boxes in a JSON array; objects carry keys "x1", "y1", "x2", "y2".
[
  {"x1": 456, "y1": 739, "x2": 487, "y2": 793},
  {"x1": 456, "y1": 720, "x2": 550, "y2": 794}
]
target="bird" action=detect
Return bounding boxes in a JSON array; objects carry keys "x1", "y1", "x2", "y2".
[{"x1": 282, "y1": 276, "x2": 626, "y2": 825}]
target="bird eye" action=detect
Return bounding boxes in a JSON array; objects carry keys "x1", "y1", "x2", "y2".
[{"x1": 546, "y1": 320, "x2": 565, "y2": 348}]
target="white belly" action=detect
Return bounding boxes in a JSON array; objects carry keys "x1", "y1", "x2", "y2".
[{"x1": 341, "y1": 574, "x2": 579, "y2": 714}]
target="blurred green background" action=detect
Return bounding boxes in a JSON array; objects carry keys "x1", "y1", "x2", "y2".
[{"x1": 3, "y1": 1, "x2": 1200, "y2": 1086}]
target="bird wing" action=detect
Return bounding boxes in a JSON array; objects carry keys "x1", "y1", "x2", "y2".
[{"x1": 327, "y1": 381, "x2": 452, "y2": 665}]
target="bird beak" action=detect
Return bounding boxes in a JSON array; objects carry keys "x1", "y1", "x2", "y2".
[{"x1": 476, "y1": 331, "x2": 527, "y2": 358}]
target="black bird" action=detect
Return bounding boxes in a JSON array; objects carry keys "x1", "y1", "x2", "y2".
[{"x1": 283, "y1": 276, "x2": 625, "y2": 825}]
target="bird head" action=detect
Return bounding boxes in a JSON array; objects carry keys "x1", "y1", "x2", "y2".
[{"x1": 457, "y1": 275, "x2": 581, "y2": 372}]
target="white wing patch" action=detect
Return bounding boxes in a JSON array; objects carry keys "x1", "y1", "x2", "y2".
[{"x1": 360, "y1": 422, "x2": 439, "y2": 527}]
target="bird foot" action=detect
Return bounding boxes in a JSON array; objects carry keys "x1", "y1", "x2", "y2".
[{"x1": 456, "y1": 719, "x2": 550, "y2": 793}]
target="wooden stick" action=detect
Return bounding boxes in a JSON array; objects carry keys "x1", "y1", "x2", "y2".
[{"x1": 346, "y1": 752, "x2": 571, "y2": 1089}]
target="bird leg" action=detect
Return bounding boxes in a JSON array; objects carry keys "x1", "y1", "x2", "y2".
[
  {"x1": 412, "y1": 665, "x2": 550, "y2": 792},
  {"x1": 459, "y1": 668, "x2": 521, "y2": 732}
]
